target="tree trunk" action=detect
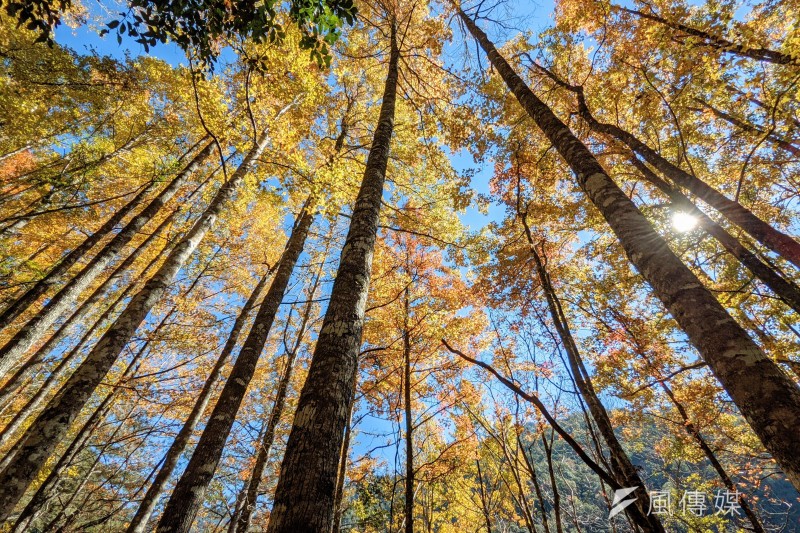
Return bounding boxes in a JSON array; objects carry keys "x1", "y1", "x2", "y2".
[
  {"x1": 402, "y1": 287, "x2": 414, "y2": 533},
  {"x1": 266, "y1": 23, "x2": 399, "y2": 533},
  {"x1": 155, "y1": 204, "x2": 314, "y2": 533},
  {"x1": 629, "y1": 156, "x2": 800, "y2": 314},
  {"x1": 615, "y1": 5, "x2": 800, "y2": 66},
  {"x1": 0, "y1": 141, "x2": 213, "y2": 374},
  {"x1": 0, "y1": 209, "x2": 177, "y2": 403},
  {"x1": 230, "y1": 241, "x2": 325, "y2": 533},
  {"x1": 10, "y1": 313, "x2": 155, "y2": 532},
  {"x1": 0, "y1": 226, "x2": 178, "y2": 454},
  {"x1": 125, "y1": 271, "x2": 274, "y2": 533},
  {"x1": 0, "y1": 131, "x2": 271, "y2": 521},
  {"x1": 457, "y1": 8, "x2": 800, "y2": 490},
  {"x1": 0, "y1": 181, "x2": 154, "y2": 331},
  {"x1": 560, "y1": 80, "x2": 800, "y2": 268},
  {"x1": 517, "y1": 199, "x2": 662, "y2": 531}
]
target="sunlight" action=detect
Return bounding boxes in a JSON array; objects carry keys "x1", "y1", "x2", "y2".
[{"x1": 673, "y1": 211, "x2": 699, "y2": 232}]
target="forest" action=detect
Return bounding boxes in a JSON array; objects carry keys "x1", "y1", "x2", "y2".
[{"x1": 0, "y1": 0, "x2": 799, "y2": 530}]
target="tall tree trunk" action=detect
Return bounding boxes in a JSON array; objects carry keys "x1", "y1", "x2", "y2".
[
  {"x1": 229, "y1": 242, "x2": 325, "y2": 533},
  {"x1": 516, "y1": 187, "x2": 663, "y2": 531},
  {"x1": 540, "y1": 71, "x2": 800, "y2": 268},
  {"x1": 266, "y1": 23, "x2": 400, "y2": 532},
  {"x1": 9, "y1": 315, "x2": 156, "y2": 532},
  {"x1": 402, "y1": 286, "x2": 414, "y2": 533},
  {"x1": 457, "y1": 8, "x2": 800, "y2": 490},
  {"x1": 331, "y1": 397, "x2": 354, "y2": 533},
  {"x1": 0, "y1": 226, "x2": 178, "y2": 452},
  {"x1": 0, "y1": 131, "x2": 271, "y2": 520},
  {"x1": 125, "y1": 271, "x2": 274, "y2": 533},
  {"x1": 0, "y1": 141, "x2": 213, "y2": 374},
  {"x1": 517, "y1": 434, "x2": 551, "y2": 533},
  {"x1": 155, "y1": 204, "x2": 314, "y2": 533},
  {"x1": 0, "y1": 182, "x2": 154, "y2": 331},
  {"x1": 614, "y1": 5, "x2": 800, "y2": 66},
  {"x1": 0, "y1": 209, "x2": 178, "y2": 402},
  {"x1": 629, "y1": 156, "x2": 800, "y2": 314},
  {"x1": 541, "y1": 431, "x2": 563, "y2": 533}
]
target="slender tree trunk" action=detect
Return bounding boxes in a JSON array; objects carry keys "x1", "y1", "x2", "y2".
[
  {"x1": 230, "y1": 242, "x2": 325, "y2": 533},
  {"x1": 690, "y1": 99, "x2": 800, "y2": 157},
  {"x1": 0, "y1": 130, "x2": 271, "y2": 520},
  {"x1": 458, "y1": 8, "x2": 800, "y2": 490},
  {"x1": 0, "y1": 181, "x2": 154, "y2": 331},
  {"x1": 541, "y1": 431, "x2": 563, "y2": 533},
  {"x1": 475, "y1": 459, "x2": 493, "y2": 533},
  {"x1": 0, "y1": 141, "x2": 213, "y2": 374},
  {"x1": 548, "y1": 75, "x2": 800, "y2": 268},
  {"x1": 517, "y1": 434, "x2": 551, "y2": 533},
  {"x1": 156, "y1": 204, "x2": 314, "y2": 533},
  {"x1": 403, "y1": 287, "x2": 414, "y2": 533},
  {"x1": 614, "y1": 5, "x2": 800, "y2": 66},
  {"x1": 266, "y1": 23, "x2": 400, "y2": 532},
  {"x1": 0, "y1": 228, "x2": 177, "y2": 451},
  {"x1": 0, "y1": 209, "x2": 177, "y2": 402},
  {"x1": 10, "y1": 318, "x2": 153, "y2": 533},
  {"x1": 629, "y1": 156, "x2": 800, "y2": 314},
  {"x1": 125, "y1": 271, "x2": 274, "y2": 533},
  {"x1": 517, "y1": 197, "x2": 664, "y2": 531}
]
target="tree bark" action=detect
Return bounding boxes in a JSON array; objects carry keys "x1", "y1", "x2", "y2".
[
  {"x1": 229, "y1": 241, "x2": 325, "y2": 533},
  {"x1": 10, "y1": 311, "x2": 157, "y2": 532},
  {"x1": 0, "y1": 141, "x2": 213, "y2": 375},
  {"x1": 0, "y1": 130, "x2": 270, "y2": 521},
  {"x1": 615, "y1": 5, "x2": 800, "y2": 66},
  {"x1": 629, "y1": 156, "x2": 800, "y2": 314},
  {"x1": 266, "y1": 22, "x2": 399, "y2": 533},
  {"x1": 125, "y1": 270, "x2": 273, "y2": 533},
  {"x1": 457, "y1": 8, "x2": 800, "y2": 490},
  {"x1": 156, "y1": 204, "x2": 314, "y2": 533}
]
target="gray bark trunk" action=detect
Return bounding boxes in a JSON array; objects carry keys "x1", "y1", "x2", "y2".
[
  {"x1": 155, "y1": 204, "x2": 314, "y2": 533},
  {"x1": 0, "y1": 141, "x2": 213, "y2": 374},
  {"x1": 230, "y1": 242, "x2": 325, "y2": 533},
  {"x1": 0, "y1": 131, "x2": 270, "y2": 520},
  {"x1": 125, "y1": 269, "x2": 273, "y2": 533},
  {"x1": 266, "y1": 23, "x2": 400, "y2": 533},
  {"x1": 458, "y1": 8, "x2": 800, "y2": 490},
  {"x1": 629, "y1": 156, "x2": 800, "y2": 314}
]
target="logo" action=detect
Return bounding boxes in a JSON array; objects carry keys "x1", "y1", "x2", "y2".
[{"x1": 609, "y1": 486, "x2": 639, "y2": 519}]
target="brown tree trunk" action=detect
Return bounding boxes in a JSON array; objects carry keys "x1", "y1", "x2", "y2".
[
  {"x1": 615, "y1": 5, "x2": 800, "y2": 66},
  {"x1": 629, "y1": 156, "x2": 800, "y2": 314},
  {"x1": 229, "y1": 242, "x2": 325, "y2": 533},
  {"x1": 266, "y1": 22, "x2": 400, "y2": 533},
  {"x1": 155, "y1": 204, "x2": 314, "y2": 533},
  {"x1": 457, "y1": 8, "x2": 800, "y2": 490},
  {"x1": 0, "y1": 131, "x2": 271, "y2": 521},
  {"x1": 515, "y1": 148, "x2": 663, "y2": 529},
  {"x1": 0, "y1": 141, "x2": 213, "y2": 374}
]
